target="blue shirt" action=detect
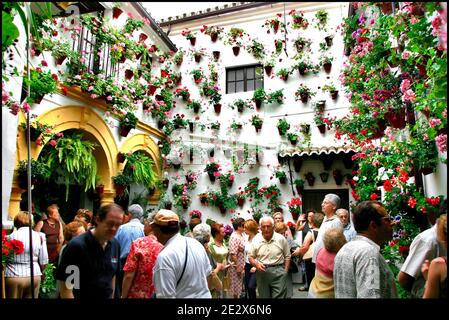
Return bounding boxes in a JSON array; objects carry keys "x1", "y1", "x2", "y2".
[
  {"x1": 342, "y1": 223, "x2": 357, "y2": 242},
  {"x1": 56, "y1": 230, "x2": 121, "y2": 299},
  {"x1": 115, "y1": 219, "x2": 144, "y2": 260}
]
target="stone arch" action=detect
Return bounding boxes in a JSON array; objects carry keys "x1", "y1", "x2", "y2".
[
  {"x1": 119, "y1": 134, "x2": 163, "y2": 204},
  {"x1": 11, "y1": 106, "x2": 119, "y2": 216}
]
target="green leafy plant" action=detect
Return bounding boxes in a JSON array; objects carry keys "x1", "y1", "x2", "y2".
[
  {"x1": 253, "y1": 88, "x2": 267, "y2": 102},
  {"x1": 123, "y1": 17, "x2": 144, "y2": 34},
  {"x1": 25, "y1": 69, "x2": 58, "y2": 103},
  {"x1": 314, "y1": 9, "x2": 329, "y2": 31},
  {"x1": 276, "y1": 68, "x2": 291, "y2": 80},
  {"x1": 287, "y1": 132, "x2": 299, "y2": 142},
  {"x1": 119, "y1": 112, "x2": 138, "y2": 130},
  {"x1": 247, "y1": 39, "x2": 265, "y2": 59},
  {"x1": 39, "y1": 263, "x2": 57, "y2": 298},
  {"x1": 123, "y1": 152, "x2": 159, "y2": 189},
  {"x1": 276, "y1": 118, "x2": 290, "y2": 136},
  {"x1": 266, "y1": 89, "x2": 284, "y2": 104},
  {"x1": 231, "y1": 99, "x2": 252, "y2": 112},
  {"x1": 17, "y1": 158, "x2": 50, "y2": 187},
  {"x1": 295, "y1": 84, "x2": 316, "y2": 101},
  {"x1": 250, "y1": 114, "x2": 264, "y2": 128},
  {"x1": 112, "y1": 171, "x2": 133, "y2": 187},
  {"x1": 40, "y1": 132, "x2": 98, "y2": 201},
  {"x1": 275, "y1": 170, "x2": 287, "y2": 179}
]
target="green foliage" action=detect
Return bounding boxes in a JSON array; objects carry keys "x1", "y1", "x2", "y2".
[
  {"x1": 124, "y1": 152, "x2": 159, "y2": 189},
  {"x1": 247, "y1": 39, "x2": 265, "y2": 59},
  {"x1": 112, "y1": 171, "x2": 133, "y2": 186},
  {"x1": 17, "y1": 158, "x2": 50, "y2": 182},
  {"x1": 25, "y1": 69, "x2": 58, "y2": 103},
  {"x1": 123, "y1": 18, "x2": 144, "y2": 34},
  {"x1": 276, "y1": 118, "x2": 290, "y2": 135},
  {"x1": 39, "y1": 263, "x2": 57, "y2": 296},
  {"x1": 266, "y1": 89, "x2": 284, "y2": 104},
  {"x1": 40, "y1": 132, "x2": 98, "y2": 201},
  {"x1": 252, "y1": 88, "x2": 266, "y2": 101},
  {"x1": 119, "y1": 112, "x2": 138, "y2": 130}
]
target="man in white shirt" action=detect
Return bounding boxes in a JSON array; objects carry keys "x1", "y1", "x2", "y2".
[
  {"x1": 312, "y1": 194, "x2": 342, "y2": 264},
  {"x1": 152, "y1": 209, "x2": 211, "y2": 298}
]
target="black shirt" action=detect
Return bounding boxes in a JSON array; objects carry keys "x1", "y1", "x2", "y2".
[{"x1": 56, "y1": 230, "x2": 121, "y2": 298}]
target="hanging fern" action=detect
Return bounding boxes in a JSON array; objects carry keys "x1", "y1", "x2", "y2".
[
  {"x1": 123, "y1": 152, "x2": 159, "y2": 189},
  {"x1": 40, "y1": 132, "x2": 98, "y2": 201}
]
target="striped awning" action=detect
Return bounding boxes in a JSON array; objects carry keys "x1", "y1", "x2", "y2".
[{"x1": 278, "y1": 146, "x2": 356, "y2": 158}]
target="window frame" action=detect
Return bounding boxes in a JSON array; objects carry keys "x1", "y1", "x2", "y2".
[{"x1": 226, "y1": 64, "x2": 264, "y2": 94}]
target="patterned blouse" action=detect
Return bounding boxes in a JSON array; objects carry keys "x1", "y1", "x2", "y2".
[
  {"x1": 334, "y1": 235, "x2": 397, "y2": 298},
  {"x1": 228, "y1": 232, "x2": 246, "y2": 296},
  {"x1": 123, "y1": 235, "x2": 163, "y2": 298}
]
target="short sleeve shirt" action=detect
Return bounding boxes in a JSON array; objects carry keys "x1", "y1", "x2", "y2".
[
  {"x1": 249, "y1": 232, "x2": 291, "y2": 265},
  {"x1": 56, "y1": 230, "x2": 121, "y2": 299}
]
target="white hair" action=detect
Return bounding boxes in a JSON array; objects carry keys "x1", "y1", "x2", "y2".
[
  {"x1": 193, "y1": 223, "x2": 211, "y2": 238},
  {"x1": 259, "y1": 216, "x2": 274, "y2": 226}
]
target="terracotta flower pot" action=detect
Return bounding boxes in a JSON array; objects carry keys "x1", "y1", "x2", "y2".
[
  {"x1": 119, "y1": 126, "x2": 131, "y2": 137},
  {"x1": 293, "y1": 157, "x2": 303, "y2": 172},
  {"x1": 379, "y1": 2, "x2": 393, "y2": 14},
  {"x1": 113, "y1": 7, "x2": 123, "y2": 19},
  {"x1": 330, "y1": 90, "x2": 339, "y2": 100},
  {"x1": 279, "y1": 176, "x2": 287, "y2": 184},
  {"x1": 117, "y1": 152, "x2": 126, "y2": 163},
  {"x1": 298, "y1": 67, "x2": 307, "y2": 76},
  {"x1": 194, "y1": 55, "x2": 202, "y2": 63},
  {"x1": 125, "y1": 69, "x2": 133, "y2": 80},
  {"x1": 273, "y1": 21, "x2": 280, "y2": 33},
  {"x1": 188, "y1": 122, "x2": 194, "y2": 133},
  {"x1": 323, "y1": 63, "x2": 332, "y2": 73},
  {"x1": 320, "y1": 172, "x2": 329, "y2": 183},
  {"x1": 264, "y1": 65, "x2": 273, "y2": 76},
  {"x1": 189, "y1": 37, "x2": 196, "y2": 46},
  {"x1": 139, "y1": 33, "x2": 148, "y2": 42},
  {"x1": 210, "y1": 33, "x2": 218, "y2": 42},
  {"x1": 295, "y1": 185, "x2": 304, "y2": 195},
  {"x1": 238, "y1": 198, "x2": 245, "y2": 207},
  {"x1": 148, "y1": 84, "x2": 157, "y2": 95},
  {"x1": 29, "y1": 127, "x2": 41, "y2": 142},
  {"x1": 385, "y1": 108, "x2": 406, "y2": 129},
  {"x1": 212, "y1": 51, "x2": 220, "y2": 60},
  {"x1": 55, "y1": 56, "x2": 67, "y2": 65},
  {"x1": 114, "y1": 184, "x2": 126, "y2": 197},
  {"x1": 300, "y1": 94, "x2": 309, "y2": 103},
  {"x1": 317, "y1": 124, "x2": 326, "y2": 134},
  {"x1": 232, "y1": 46, "x2": 240, "y2": 56},
  {"x1": 255, "y1": 99, "x2": 263, "y2": 110},
  {"x1": 208, "y1": 172, "x2": 216, "y2": 182},
  {"x1": 214, "y1": 104, "x2": 222, "y2": 113},
  {"x1": 324, "y1": 36, "x2": 333, "y2": 47},
  {"x1": 118, "y1": 55, "x2": 126, "y2": 63}
]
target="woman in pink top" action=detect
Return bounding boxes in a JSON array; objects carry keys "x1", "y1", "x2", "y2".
[
  {"x1": 228, "y1": 218, "x2": 246, "y2": 298},
  {"x1": 308, "y1": 227, "x2": 346, "y2": 298},
  {"x1": 121, "y1": 217, "x2": 163, "y2": 298}
]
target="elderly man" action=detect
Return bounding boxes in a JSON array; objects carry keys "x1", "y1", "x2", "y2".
[
  {"x1": 152, "y1": 209, "x2": 211, "y2": 298},
  {"x1": 114, "y1": 204, "x2": 145, "y2": 295},
  {"x1": 333, "y1": 201, "x2": 397, "y2": 298},
  {"x1": 312, "y1": 194, "x2": 342, "y2": 264},
  {"x1": 249, "y1": 216, "x2": 291, "y2": 298},
  {"x1": 57, "y1": 203, "x2": 124, "y2": 298},
  {"x1": 337, "y1": 209, "x2": 356, "y2": 242}
]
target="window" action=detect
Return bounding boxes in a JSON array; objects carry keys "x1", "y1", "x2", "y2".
[{"x1": 226, "y1": 65, "x2": 263, "y2": 94}]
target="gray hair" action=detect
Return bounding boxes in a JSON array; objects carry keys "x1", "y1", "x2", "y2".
[
  {"x1": 128, "y1": 204, "x2": 144, "y2": 220},
  {"x1": 193, "y1": 223, "x2": 211, "y2": 238},
  {"x1": 325, "y1": 193, "x2": 341, "y2": 209},
  {"x1": 259, "y1": 216, "x2": 274, "y2": 226},
  {"x1": 323, "y1": 227, "x2": 346, "y2": 253}
]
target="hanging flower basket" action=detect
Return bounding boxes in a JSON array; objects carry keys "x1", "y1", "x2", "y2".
[
  {"x1": 385, "y1": 108, "x2": 406, "y2": 129},
  {"x1": 213, "y1": 103, "x2": 222, "y2": 113},
  {"x1": 113, "y1": 7, "x2": 123, "y2": 19},
  {"x1": 232, "y1": 46, "x2": 240, "y2": 56},
  {"x1": 212, "y1": 51, "x2": 220, "y2": 60}
]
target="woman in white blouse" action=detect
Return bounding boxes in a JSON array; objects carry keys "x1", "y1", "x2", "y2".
[{"x1": 5, "y1": 211, "x2": 49, "y2": 298}]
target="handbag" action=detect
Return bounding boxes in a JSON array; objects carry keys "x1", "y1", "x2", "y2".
[{"x1": 302, "y1": 230, "x2": 316, "y2": 261}]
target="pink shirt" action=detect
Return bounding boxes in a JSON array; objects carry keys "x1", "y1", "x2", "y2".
[{"x1": 316, "y1": 248, "x2": 336, "y2": 278}]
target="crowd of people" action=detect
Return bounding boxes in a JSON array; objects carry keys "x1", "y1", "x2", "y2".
[{"x1": 3, "y1": 193, "x2": 447, "y2": 299}]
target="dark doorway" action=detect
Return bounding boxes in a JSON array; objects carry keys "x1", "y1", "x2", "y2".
[{"x1": 302, "y1": 189, "x2": 350, "y2": 213}]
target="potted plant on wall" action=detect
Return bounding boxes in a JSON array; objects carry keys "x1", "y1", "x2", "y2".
[
  {"x1": 112, "y1": 172, "x2": 132, "y2": 197},
  {"x1": 17, "y1": 159, "x2": 49, "y2": 190},
  {"x1": 118, "y1": 112, "x2": 138, "y2": 137},
  {"x1": 314, "y1": 9, "x2": 329, "y2": 31},
  {"x1": 252, "y1": 88, "x2": 266, "y2": 109},
  {"x1": 225, "y1": 27, "x2": 245, "y2": 56},
  {"x1": 51, "y1": 41, "x2": 73, "y2": 65},
  {"x1": 320, "y1": 54, "x2": 334, "y2": 73},
  {"x1": 287, "y1": 132, "x2": 299, "y2": 145},
  {"x1": 275, "y1": 170, "x2": 288, "y2": 184},
  {"x1": 293, "y1": 36, "x2": 312, "y2": 53},
  {"x1": 25, "y1": 69, "x2": 58, "y2": 104},
  {"x1": 293, "y1": 178, "x2": 305, "y2": 194},
  {"x1": 287, "y1": 197, "x2": 302, "y2": 220},
  {"x1": 200, "y1": 25, "x2": 224, "y2": 42},
  {"x1": 20, "y1": 120, "x2": 54, "y2": 143},
  {"x1": 231, "y1": 99, "x2": 252, "y2": 113},
  {"x1": 204, "y1": 162, "x2": 220, "y2": 182},
  {"x1": 320, "y1": 171, "x2": 329, "y2": 183},
  {"x1": 322, "y1": 83, "x2": 339, "y2": 100},
  {"x1": 276, "y1": 68, "x2": 291, "y2": 81},
  {"x1": 304, "y1": 172, "x2": 316, "y2": 186},
  {"x1": 333, "y1": 169, "x2": 344, "y2": 185},
  {"x1": 250, "y1": 114, "x2": 264, "y2": 132},
  {"x1": 182, "y1": 28, "x2": 197, "y2": 45},
  {"x1": 295, "y1": 84, "x2": 316, "y2": 103},
  {"x1": 235, "y1": 191, "x2": 246, "y2": 207},
  {"x1": 276, "y1": 118, "x2": 290, "y2": 136},
  {"x1": 263, "y1": 59, "x2": 275, "y2": 76}
]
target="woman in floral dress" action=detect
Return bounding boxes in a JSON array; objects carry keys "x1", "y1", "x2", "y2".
[
  {"x1": 228, "y1": 218, "x2": 246, "y2": 298},
  {"x1": 209, "y1": 223, "x2": 229, "y2": 298},
  {"x1": 121, "y1": 218, "x2": 163, "y2": 298}
]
